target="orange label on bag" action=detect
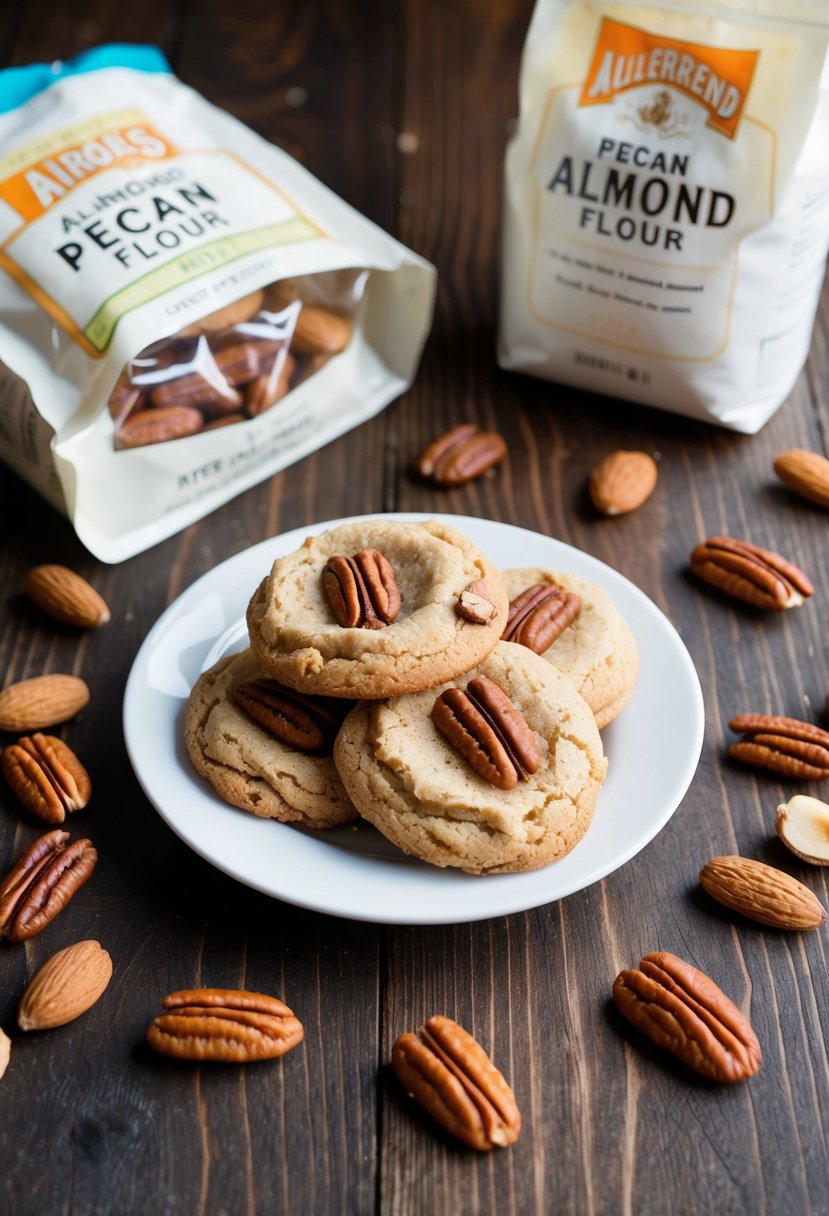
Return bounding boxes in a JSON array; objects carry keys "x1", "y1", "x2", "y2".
[
  {"x1": 579, "y1": 17, "x2": 758, "y2": 139},
  {"x1": 0, "y1": 111, "x2": 175, "y2": 224}
]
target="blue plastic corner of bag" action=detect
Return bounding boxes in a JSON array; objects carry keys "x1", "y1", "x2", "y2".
[{"x1": 0, "y1": 45, "x2": 172, "y2": 113}]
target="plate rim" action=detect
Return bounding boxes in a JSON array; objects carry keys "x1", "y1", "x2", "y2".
[{"x1": 123, "y1": 511, "x2": 705, "y2": 924}]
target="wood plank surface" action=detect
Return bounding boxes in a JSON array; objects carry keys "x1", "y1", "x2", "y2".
[{"x1": 1, "y1": 3, "x2": 828, "y2": 1214}]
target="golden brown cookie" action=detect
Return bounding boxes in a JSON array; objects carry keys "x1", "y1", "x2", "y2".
[
  {"x1": 247, "y1": 518, "x2": 509, "y2": 699},
  {"x1": 502, "y1": 568, "x2": 638, "y2": 728},
  {"x1": 185, "y1": 649, "x2": 355, "y2": 828},
  {"x1": 333, "y1": 642, "x2": 607, "y2": 874}
]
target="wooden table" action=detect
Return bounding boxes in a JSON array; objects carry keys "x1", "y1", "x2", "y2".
[{"x1": 2, "y1": 4, "x2": 828, "y2": 1213}]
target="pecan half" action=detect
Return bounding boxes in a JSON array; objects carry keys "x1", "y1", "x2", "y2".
[
  {"x1": 212, "y1": 341, "x2": 259, "y2": 386},
  {"x1": 146, "y1": 988, "x2": 304, "y2": 1062},
  {"x1": 322, "y1": 548, "x2": 401, "y2": 630},
  {"x1": 502, "y1": 583, "x2": 581, "y2": 652},
  {"x1": 233, "y1": 679, "x2": 351, "y2": 754},
  {"x1": 456, "y1": 580, "x2": 496, "y2": 624},
  {"x1": 0, "y1": 830, "x2": 97, "y2": 941},
  {"x1": 1, "y1": 734, "x2": 91, "y2": 823},
  {"x1": 416, "y1": 424, "x2": 507, "y2": 486},
  {"x1": 689, "y1": 535, "x2": 813, "y2": 610},
  {"x1": 728, "y1": 713, "x2": 829, "y2": 780},
  {"x1": 150, "y1": 372, "x2": 242, "y2": 415},
  {"x1": 392, "y1": 1014, "x2": 521, "y2": 1151},
  {"x1": 117, "y1": 406, "x2": 204, "y2": 448},
  {"x1": 24, "y1": 564, "x2": 110, "y2": 629},
  {"x1": 612, "y1": 951, "x2": 761, "y2": 1083},
  {"x1": 699, "y1": 855, "x2": 826, "y2": 930},
  {"x1": 431, "y1": 676, "x2": 540, "y2": 790}
]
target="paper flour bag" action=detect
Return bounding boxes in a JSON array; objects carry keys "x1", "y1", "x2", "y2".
[
  {"x1": 499, "y1": 0, "x2": 829, "y2": 432},
  {"x1": 0, "y1": 46, "x2": 436, "y2": 560}
]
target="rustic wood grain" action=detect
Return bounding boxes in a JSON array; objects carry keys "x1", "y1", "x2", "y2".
[{"x1": 1, "y1": 2, "x2": 828, "y2": 1214}]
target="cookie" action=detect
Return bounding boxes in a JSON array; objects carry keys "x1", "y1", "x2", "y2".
[
  {"x1": 334, "y1": 642, "x2": 607, "y2": 874},
  {"x1": 247, "y1": 518, "x2": 509, "y2": 699},
  {"x1": 185, "y1": 649, "x2": 355, "y2": 828},
  {"x1": 502, "y1": 568, "x2": 638, "y2": 729}
]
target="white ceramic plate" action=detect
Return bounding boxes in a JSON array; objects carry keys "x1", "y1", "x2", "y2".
[{"x1": 124, "y1": 513, "x2": 704, "y2": 924}]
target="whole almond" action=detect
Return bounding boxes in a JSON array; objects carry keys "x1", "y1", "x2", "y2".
[
  {"x1": 589, "y1": 450, "x2": 658, "y2": 516},
  {"x1": 18, "y1": 940, "x2": 112, "y2": 1031},
  {"x1": 25, "y1": 564, "x2": 110, "y2": 629},
  {"x1": 699, "y1": 855, "x2": 826, "y2": 930},
  {"x1": 773, "y1": 449, "x2": 829, "y2": 509},
  {"x1": 0, "y1": 1028, "x2": 10, "y2": 1081},
  {"x1": 291, "y1": 306, "x2": 352, "y2": 355},
  {"x1": 0, "y1": 674, "x2": 90, "y2": 732}
]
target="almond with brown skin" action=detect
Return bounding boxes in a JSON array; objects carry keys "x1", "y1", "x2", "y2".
[
  {"x1": 589, "y1": 450, "x2": 658, "y2": 515},
  {"x1": 699, "y1": 855, "x2": 826, "y2": 929},
  {"x1": 0, "y1": 675, "x2": 90, "y2": 732},
  {"x1": 773, "y1": 449, "x2": 829, "y2": 509},
  {"x1": 18, "y1": 939, "x2": 112, "y2": 1031},
  {"x1": 291, "y1": 306, "x2": 352, "y2": 355},
  {"x1": 24, "y1": 564, "x2": 110, "y2": 629}
]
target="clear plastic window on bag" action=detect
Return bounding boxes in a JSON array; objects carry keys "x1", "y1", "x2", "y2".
[{"x1": 109, "y1": 268, "x2": 369, "y2": 448}]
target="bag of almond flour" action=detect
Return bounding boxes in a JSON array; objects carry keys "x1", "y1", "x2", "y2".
[
  {"x1": 0, "y1": 46, "x2": 435, "y2": 561},
  {"x1": 499, "y1": 0, "x2": 829, "y2": 433}
]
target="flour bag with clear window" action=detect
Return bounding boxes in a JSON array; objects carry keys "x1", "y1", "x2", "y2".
[
  {"x1": 499, "y1": 0, "x2": 829, "y2": 432},
  {"x1": 0, "y1": 46, "x2": 435, "y2": 560}
]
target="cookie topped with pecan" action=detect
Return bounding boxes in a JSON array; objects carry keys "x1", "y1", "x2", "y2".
[
  {"x1": 502, "y1": 568, "x2": 638, "y2": 729},
  {"x1": 246, "y1": 519, "x2": 509, "y2": 699},
  {"x1": 333, "y1": 642, "x2": 607, "y2": 875},
  {"x1": 184, "y1": 649, "x2": 356, "y2": 828}
]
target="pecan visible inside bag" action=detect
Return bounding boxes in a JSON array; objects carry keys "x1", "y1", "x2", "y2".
[{"x1": 110, "y1": 273, "x2": 359, "y2": 449}]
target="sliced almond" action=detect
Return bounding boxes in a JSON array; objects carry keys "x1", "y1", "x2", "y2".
[
  {"x1": 699, "y1": 855, "x2": 826, "y2": 930},
  {"x1": 18, "y1": 940, "x2": 112, "y2": 1031},
  {"x1": 776, "y1": 795, "x2": 829, "y2": 866},
  {"x1": 0, "y1": 674, "x2": 90, "y2": 732},
  {"x1": 24, "y1": 564, "x2": 110, "y2": 629},
  {"x1": 0, "y1": 1028, "x2": 10, "y2": 1081}
]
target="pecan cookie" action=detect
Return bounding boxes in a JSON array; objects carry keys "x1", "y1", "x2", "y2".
[
  {"x1": 502, "y1": 568, "x2": 638, "y2": 729},
  {"x1": 184, "y1": 649, "x2": 355, "y2": 828},
  {"x1": 247, "y1": 519, "x2": 509, "y2": 699},
  {"x1": 333, "y1": 642, "x2": 607, "y2": 874}
]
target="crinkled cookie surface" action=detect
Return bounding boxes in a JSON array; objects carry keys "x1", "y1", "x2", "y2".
[
  {"x1": 247, "y1": 518, "x2": 508, "y2": 698},
  {"x1": 334, "y1": 642, "x2": 607, "y2": 874},
  {"x1": 503, "y1": 568, "x2": 638, "y2": 728},
  {"x1": 185, "y1": 649, "x2": 355, "y2": 828}
]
